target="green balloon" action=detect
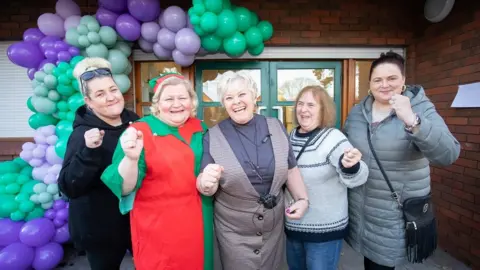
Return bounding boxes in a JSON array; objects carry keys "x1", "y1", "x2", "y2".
[
  {"x1": 87, "y1": 32, "x2": 101, "y2": 44},
  {"x1": 245, "y1": 27, "x2": 263, "y2": 48},
  {"x1": 20, "y1": 166, "x2": 33, "y2": 178},
  {"x1": 57, "y1": 111, "x2": 67, "y2": 120},
  {"x1": 55, "y1": 138, "x2": 68, "y2": 158},
  {"x1": 70, "y1": 55, "x2": 85, "y2": 67},
  {"x1": 193, "y1": 4, "x2": 206, "y2": 15},
  {"x1": 204, "y1": 0, "x2": 223, "y2": 13},
  {"x1": 48, "y1": 90, "x2": 61, "y2": 102},
  {"x1": 216, "y1": 9, "x2": 237, "y2": 38},
  {"x1": 222, "y1": 0, "x2": 232, "y2": 10},
  {"x1": 16, "y1": 175, "x2": 30, "y2": 185},
  {"x1": 0, "y1": 185, "x2": 5, "y2": 194},
  {"x1": 188, "y1": 7, "x2": 195, "y2": 17},
  {"x1": 58, "y1": 74, "x2": 71, "y2": 85},
  {"x1": 0, "y1": 173, "x2": 16, "y2": 185},
  {"x1": 113, "y1": 74, "x2": 131, "y2": 93},
  {"x1": 65, "y1": 29, "x2": 80, "y2": 47},
  {"x1": 25, "y1": 206, "x2": 44, "y2": 221},
  {"x1": 20, "y1": 180, "x2": 40, "y2": 194},
  {"x1": 13, "y1": 158, "x2": 28, "y2": 168},
  {"x1": 66, "y1": 111, "x2": 75, "y2": 122},
  {"x1": 114, "y1": 41, "x2": 132, "y2": 57},
  {"x1": 57, "y1": 62, "x2": 70, "y2": 72},
  {"x1": 86, "y1": 43, "x2": 109, "y2": 58},
  {"x1": 0, "y1": 162, "x2": 21, "y2": 175},
  {"x1": 200, "y1": 12, "x2": 218, "y2": 33},
  {"x1": 34, "y1": 71, "x2": 46, "y2": 81},
  {"x1": 31, "y1": 96, "x2": 56, "y2": 115},
  {"x1": 193, "y1": 24, "x2": 205, "y2": 36},
  {"x1": 190, "y1": 15, "x2": 201, "y2": 26},
  {"x1": 10, "y1": 210, "x2": 26, "y2": 221},
  {"x1": 57, "y1": 84, "x2": 75, "y2": 96},
  {"x1": 72, "y1": 80, "x2": 80, "y2": 92},
  {"x1": 19, "y1": 200, "x2": 35, "y2": 213},
  {"x1": 257, "y1": 21, "x2": 273, "y2": 41},
  {"x1": 87, "y1": 21, "x2": 101, "y2": 33},
  {"x1": 15, "y1": 192, "x2": 31, "y2": 202},
  {"x1": 201, "y1": 35, "x2": 222, "y2": 52},
  {"x1": 223, "y1": 31, "x2": 247, "y2": 57},
  {"x1": 56, "y1": 120, "x2": 74, "y2": 138},
  {"x1": 99, "y1": 26, "x2": 117, "y2": 47},
  {"x1": 66, "y1": 68, "x2": 74, "y2": 79},
  {"x1": 33, "y1": 85, "x2": 49, "y2": 97},
  {"x1": 27, "y1": 97, "x2": 37, "y2": 113},
  {"x1": 78, "y1": 35, "x2": 91, "y2": 47},
  {"x1": 234, "y1": 7, "x2": 252, "y2": 32},
  {"x1": 250, "y1": 11, "x2": 259, "y2": 26},
  {"x1": 5, "y1": 183, "x2": 21, "y2": 194},
  {"x1": 2, "y1": 199, "x2": 18, "y2": 213},
  {"x1": 68, "y1": 93, "x2": 85, "y2": 112},
  {"x1": 57, "y1": 101, "x2": 69, "y2": 112},
  {"x1": 193, "y1": 0, "x2": 203, "y2": 5},
  {"x1": 108, "y1": 49, "x2": 129, "y2": 74},
  {"x1": 28, "y1": 113, "x2": 59, "y2": 129},
  {"x1": 248, "y1": 43, "x2": 264, "y2": 56}
]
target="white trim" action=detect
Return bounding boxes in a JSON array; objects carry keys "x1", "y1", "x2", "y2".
[{"x1": 133, "y1": 46, "x2": 405, "y2": 61}]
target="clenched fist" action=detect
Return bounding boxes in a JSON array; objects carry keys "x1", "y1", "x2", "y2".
[
  {"x1": 120, "y1": 127, "x2": 144, "y2": 160},
  {"x1": 84, "y1": 128, "x2": 104, "y2": 148},
  {"x1": 198, "y1": 164, "x2": 224, "y2": 195},
  {"x1": 341, "y1": 148, "x2": 362, "y2": 168}
]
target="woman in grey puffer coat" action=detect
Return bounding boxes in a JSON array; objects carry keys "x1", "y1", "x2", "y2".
[{"x1": 344, "y1": 52, "x2": 460, "y2": 269}]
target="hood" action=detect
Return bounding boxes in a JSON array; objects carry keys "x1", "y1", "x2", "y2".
[
  {"x1": 360, "y1": 85, "x2": 427, "y2": 123},
  {"x1": 72, "y1": 105, "x2": 139, "y2": 130}
]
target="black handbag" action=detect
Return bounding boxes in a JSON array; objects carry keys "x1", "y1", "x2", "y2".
[{"x1": 367, "y1": 126, "x2": 437, "y2": 263}]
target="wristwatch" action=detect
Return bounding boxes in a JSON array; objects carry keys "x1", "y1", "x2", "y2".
[{"x1": 405, "y1": 114, "x2": 421, "y2": 133}]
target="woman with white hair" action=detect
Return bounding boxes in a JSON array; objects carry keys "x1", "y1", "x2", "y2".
[
  {"x1": 198, "y1": 70, "x2": 309, "y2": 270},
  {"x1": 101, "y1": 68, "x2": 214, "y2": 270},
  {"x1": 58, "y1": 57, "x2": 139, "y2": 269}
]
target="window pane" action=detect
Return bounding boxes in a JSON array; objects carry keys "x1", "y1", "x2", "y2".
[
  {"x1": 272, "y1": 105, "x2": 295, "y2": 133},
  {"x1": 203, "y1": 107, "x2": 229, "y2": 127},
  {"x1": 142, "y1": 106, "x2": 151, "y2": 116},
  {"x1": 355, "y1": 60, "x2": 373, "y2": 103},
  {"x1": 277, "y1": 69, "x2": 335, "y2": 101},
  {"x1": 140, "y1": 62, "x2": 182, "y2": 102},
  {"x1": 201, "y1": 69, "x2": 262, "y2": 102}
]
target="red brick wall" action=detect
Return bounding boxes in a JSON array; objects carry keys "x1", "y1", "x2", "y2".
[
  {"x1": 0, "y1": 138, "x2": 32, "y2": 161},
  {"x1": 409, "y1": 1, "x2": 480, "y2": 268}
]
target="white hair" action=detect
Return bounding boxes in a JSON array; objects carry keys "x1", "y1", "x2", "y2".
[
  {"x1": 73, "y1": 57, "x2": 113, "y2": 96},
  {"x1": 217, "y1": 70, "x2": 259, "y2": 105}
]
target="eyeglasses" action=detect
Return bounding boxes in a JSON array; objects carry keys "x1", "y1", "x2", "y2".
[{"x1": 79, "y1": 68, "x2": 112, "y2": 96}]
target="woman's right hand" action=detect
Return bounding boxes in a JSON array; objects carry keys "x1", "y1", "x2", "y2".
[
  {"x1": 120, "y1": 127, "x2": 143, "y2": 160},
  {"x1": 198, "y1": 164, "x2": 223, "y2": 195}
]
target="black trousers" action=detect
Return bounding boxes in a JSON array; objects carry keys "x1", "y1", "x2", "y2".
[
  {"x1": 86, "y1": 244, "x2": 131, "y2": 270},
  {"x1": 364, "y1": 257, "x2": 395, "y2": 270}
]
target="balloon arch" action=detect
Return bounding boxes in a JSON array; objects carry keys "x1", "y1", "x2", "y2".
[{"x1": 1, "y1": 0, "x2": 273, "y2": 268}]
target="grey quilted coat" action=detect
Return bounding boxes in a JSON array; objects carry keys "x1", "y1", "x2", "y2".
[{"x1": 344, "y1": 85, "x2": 460, "y2": 267}]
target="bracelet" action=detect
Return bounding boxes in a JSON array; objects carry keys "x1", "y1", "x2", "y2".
[{"x1": 296, "y1": 198, "x2": 310, "y2": 206}]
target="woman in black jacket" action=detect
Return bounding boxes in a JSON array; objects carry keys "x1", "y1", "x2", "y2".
[{"x1": 58, "y1": 57, "x2": 139, "y2": 270}]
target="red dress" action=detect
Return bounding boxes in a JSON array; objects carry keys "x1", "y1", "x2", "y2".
[{"x1": 129, "y1": 119, "x2": 204, "y2": 270}]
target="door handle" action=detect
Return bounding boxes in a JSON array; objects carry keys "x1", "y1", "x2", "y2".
[{"x1": 272, "y1": 106, "x2": 284, "y2": 123}]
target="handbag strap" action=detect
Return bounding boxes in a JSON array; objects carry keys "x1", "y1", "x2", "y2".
[
  {"x1": 367, "y1": 125, "x2": 403, "y2": 208},
  {"x1": 295, "y1": 127, "x2": 320, "y2": 161}
]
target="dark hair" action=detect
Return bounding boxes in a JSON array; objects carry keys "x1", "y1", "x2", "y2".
[{"x1": 369, "y1": 51, "x2": 405, "y2": 80}]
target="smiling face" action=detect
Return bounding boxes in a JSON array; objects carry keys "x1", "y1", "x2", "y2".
[
  {"x1": 222, "y1": 78, "x2": 256, "y2": 125},
  {"x1": 369, "y1": 63, "x2": 406, "y2": 104},
  {"x1": 84, "y1": 76, "x2": 124, "y2": 120},
  {"x1": 296, "y1": 90, "x2": 320, "y2": 133},
  {"x1": 155, "y1": 84, "x2": 193, "y2": 127}
]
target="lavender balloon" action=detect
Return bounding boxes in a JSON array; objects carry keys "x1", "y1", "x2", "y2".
[
  {"x1": 19, "y1": 218, "x2": 55, "y2": 247},
  {"x1": 32, "y1": 242, "x2": 64, "y2": 270},
  {"x1": 157, "y1": 28, "x2": 176, "y2": 50},
  {"x1": 38, "y1": 13, "x2": 66, "y2": 37},
  {"x1": 116, "y1": 14, "x2": 141, "y2": 41},
  {"x1": 46, "y1": 146, "x2": 62, "y2": 165},
  {"x1": 55, "y1": 0, "x2": 81, "y2": 19},
  {"x1": 96, "y1": 7, "x2": 119, "y2": 28},
  {"x1": 175, "y1": 28, "x2": 201, "y2": 55},
  {"x1": 128, "y1": 0, "x2": 161, "y2": 22},
  {"x1": 23, "y1": 28, "x2": 46, "y2": 44},
  {"x1": 0, "y1": 243, "x2": 35, "y2": 270},
  {"x1": 64, "y1": 15, "x2": 81, "y2": 31},
  {"x1": 153, "y1": 43, "x2": 172, "y2": 59},
  {"x1": 162, "y1": 6, "x2": 187, "y2": 33},
  {"x1": 172, "y1": 49, "x2": 195, "y2": 66},
  {"x1": 141, "y1": 22, "x2": 160, "y2": 43},
  {"x1": 138, "y1": 38, "x2": 154, "y2": 53},
  {"x1": 158, "y1": 10, "x2": 165, "y2": 28}
]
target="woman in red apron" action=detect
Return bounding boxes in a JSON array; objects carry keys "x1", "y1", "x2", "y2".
[{"x1": 101, "y1": 69, "x2": 213, "y2": 270}]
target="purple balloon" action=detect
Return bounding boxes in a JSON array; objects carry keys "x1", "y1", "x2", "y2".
[
  {"x1": 0, "y1": 243, "x2": 35, "y2": 269},
  {"x1": 48, "y1": 164, "x2": 62, "y2": 175},
  {"x1": 53, "y1": 200, "x2": 66, "y2": 210},
  {"x1": 0, "y1": 219, "x2": 24, "y2": 246},
  {"x1": 56, "y1": 208, "x2": 69, "y2": 221},
  {"x1": 68, "y1": 46, "x2": 80, "y2": 56},
  {"x1": 38, "y1": 13, "x2": 66, "y2": 37},
  {"x1": 175, "y1": 28, "x2": 201, "y2": 55},
  {"x1": 38, "y1": 58, "x2": 56, "y2": 71},
  {"x1": 116, "y1": 14, "x2": 141, "y2": 41},
  {"x1": 32, "y1": 147, "x2": 46, "y2": 159},
  {"x1": 54, "y1": 41, "x2": 69, "y2": 52},
  {"x1": 162, "y1": 6, "x2": 187, "y2": 33},
  {"x1": 57, "y1": 51, "x2": 72, "y2": 62},
  {"x1": 32, "y1": 242, "x2": 64, "y2": 270},
  {"x1": 172, "y1": 49, "x2": 195, "y2": 67},
  {"x1": 96, "y1": 7, "x2": 119, "y2": 28},
  {"x1": 99, "y1": 0, "x2": 128, "y2": 13},
  {"x1": 43, "y1": 173, "x2": 57, "y2": 184},
  {"x1": 128, "y1": 0, "x2": 161, "y2": 22},
  {"x1": 46, "y1": 146, "x2": 63, "y2": 165},
  {"x1": 23, "y1": 142, "x2": 36, "y2": 151},
  {"x1": 141, "y1": 22, "x2": 160, "y2": 43},
  {"x1": 27, "y1": 68, "x2": 37, "y2": 80},
  {"x1": 157, "y1": 28, "x2": 176, "y2": 50},
  {"x1": 138, "y1": 38, "x2": 154, "y2": 53},
  {"x1": 46, "y1": 135, "x2": 58, "y2": 146},
  {"x1": 158, "y1": 10, "x2": 165, "y2": 28},
  {"x1": 19, "y1": 218, "x2": 55, "y2": 247},
  {"x1": 153, "y1": 43, "x2": 172, "y2": 59},
  {"x1": 64, "y1": 15, "x2": 81, "y2": 31},
  {"x1": 53, "y1": 218, "x2": 65, "y2": 228},
  {"x1": 39, "y1": 36, "x2": 61, "y2": 53},
  {"x1": 32, "y1": 165, "x2": 49, "y2": 180},
  {"x1": 20, "y1": 150, "x2": 33, "y2": 161},
  {"x1": 7, "y1": 41, "x2": 44, "y2": 69},
  {"x1": 23, "y1": 28, "x2": 46, "y2": 44},
  {"x1": 53, "y1": 225, "x2": 70, "y2": 243},
  {"x1": 55, "y1": 0, "x2": 81, "y2": 19},
  {"x1": 44, "y1": 209, "x2": 56, "y2": 220},
  {"x1": 44, "y1": 49, "x2": 57, "y2": 61}
]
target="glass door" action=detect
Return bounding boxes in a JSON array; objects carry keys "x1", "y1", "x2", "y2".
[{"x1": 195, "y1": 61, "x2": 342, "y2": 131}]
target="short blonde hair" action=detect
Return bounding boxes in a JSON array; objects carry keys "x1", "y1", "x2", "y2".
[
  {"x1": 217, "y1": 70, "x2": 258, "y2": 105},
  {"x1": 150, "y1": 77, "x2": 199, "y2": 117},
  {"x1": 294, "y1": 85, "x2": 336, "y2": 129},
  {"x1": 73, "y1": 57, "x2": 113, "y2": 97}
]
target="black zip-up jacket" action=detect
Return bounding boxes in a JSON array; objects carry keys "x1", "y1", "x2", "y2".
[{"x1": 58, "y1": 105, "x2": 139, "y2": 250}]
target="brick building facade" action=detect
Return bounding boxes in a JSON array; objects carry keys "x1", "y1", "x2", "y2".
[{"x1": 0, "y1": 0, "x2": 479, "y2": 267}]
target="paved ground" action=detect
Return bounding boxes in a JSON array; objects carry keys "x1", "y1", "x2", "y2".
[{"x1": 57, "y1": 241, "x2": 470, "y2": 270}]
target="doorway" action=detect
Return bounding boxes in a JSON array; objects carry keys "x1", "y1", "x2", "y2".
[{"x1": 195, "y1": 61, "x2": 342, "y2": 132}]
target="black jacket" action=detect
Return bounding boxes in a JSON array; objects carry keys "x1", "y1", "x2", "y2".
[{"x1": 58, "y1": 105, "x2": 139, "y2": 250}]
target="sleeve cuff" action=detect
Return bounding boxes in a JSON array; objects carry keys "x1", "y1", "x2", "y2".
[{"x1": 339, "y1": 154, "x2": 361, "y2": 174}]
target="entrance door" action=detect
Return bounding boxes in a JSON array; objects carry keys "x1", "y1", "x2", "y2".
[{"x1": 195, "y1": 61, "x2": 342, "y2": 132}]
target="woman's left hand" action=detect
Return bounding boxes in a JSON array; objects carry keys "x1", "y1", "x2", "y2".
[
  {"x1": 390, "y1": 94, "x2": 416, "y2": 126},
  {"x1": 286, "y1": 199, "x2": 308, "y2": 220},
  {"x1": 341, "y1": 148, "x2": 362, "y2": 168}
]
